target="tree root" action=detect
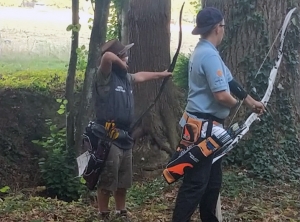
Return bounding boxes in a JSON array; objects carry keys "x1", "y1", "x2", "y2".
[
  {"x1": 150, "y1": 131, "x2": 173, "y2": 157},
  {"x1": 142, "y1": 162, "x2": 167, "y2": 171}
]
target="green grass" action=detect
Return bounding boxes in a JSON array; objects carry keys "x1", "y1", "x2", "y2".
[
  {"x1": 0, "y1": 55, "x2": 68, "y2": 73},
  {"x1": 0, "y1": 54, "x2": 84, "y2": 93},
  {"x1": 0, "y1": 51, "x2": 84, "y2": 92}
]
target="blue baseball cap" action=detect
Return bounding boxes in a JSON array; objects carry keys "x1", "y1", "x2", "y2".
[{"x1": 192, "y1": 7, "x2": 224, "y2": 35}]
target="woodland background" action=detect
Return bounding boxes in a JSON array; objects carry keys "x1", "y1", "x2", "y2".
[{"x1": 0, "y1": 0, "x2": 299, "y2": 221}]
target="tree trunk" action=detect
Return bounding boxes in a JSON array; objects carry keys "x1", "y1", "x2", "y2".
[
  {"x1": 65, "y1": 0, "x2": 79, "y2": 151},
  {"x1": 128, "y1": 0, "x2": 184, "y2": 166},
  {"x1": 120, "y1": 0, "x2": 130, "y2": 44},
  {"x1": 74, "y1": 0, "x2": 111, "y2": 155}
]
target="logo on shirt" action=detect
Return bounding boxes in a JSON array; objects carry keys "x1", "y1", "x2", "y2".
[
  {"x1": 115, "y1": 86, "x2": 126, "y2": 93},
  {"x1": 216, "y1": 69, "x2": 223, "y2": 77}
]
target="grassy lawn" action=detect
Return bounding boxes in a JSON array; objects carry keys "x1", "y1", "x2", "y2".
[{"x1": 0, "y1": 55, "x2": 68, "y2": 73}]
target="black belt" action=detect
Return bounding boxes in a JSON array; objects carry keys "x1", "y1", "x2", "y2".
[{"x1": 187, "y1": 111, "x2": 225, "y2": 125}]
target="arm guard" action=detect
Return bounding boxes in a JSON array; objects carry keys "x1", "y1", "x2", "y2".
[{"x1": 228, "y1": 79, "x2": 248, "y2": 100}]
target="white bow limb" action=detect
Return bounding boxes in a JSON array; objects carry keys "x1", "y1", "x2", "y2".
[{"x1": 213, "y1": 7, "x2": 297, "y2": 163}]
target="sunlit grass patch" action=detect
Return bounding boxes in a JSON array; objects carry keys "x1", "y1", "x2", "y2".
[
  {"x1": 0, "y1": 55, "x2": 68, "y2": 73},
  {"x1": 0, "y1": 39, "x2": 70, "y2": 73}
]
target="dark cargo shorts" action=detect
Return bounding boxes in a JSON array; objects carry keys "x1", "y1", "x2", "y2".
[{"x1": 97, "y1": 144, "x2": 132, "y2": 191}]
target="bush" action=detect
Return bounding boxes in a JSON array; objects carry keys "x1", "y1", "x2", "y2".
[
  {"x1": 32, "y1": 100, "x2": 85, "y2": 202},
  {"x1": 173, "y1": 53, "x2": 190, "y2": 91},
  {"x1": 0, "y1": 69, "x2": 84, "y2": 92}
]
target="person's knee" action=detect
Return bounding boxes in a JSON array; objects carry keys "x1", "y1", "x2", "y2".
[
  {"x1": 98, "y1": 188, "x2": 112, "y2": 197},
  {"x1": 115, "y1": 188, "x2": 127, "y2": 195}
]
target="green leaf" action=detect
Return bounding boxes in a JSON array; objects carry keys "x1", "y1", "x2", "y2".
[
  {"x1": 0, "y1": 186, "x2": 10, "y2": 193},
  {"x1": 56, "y1": 99, "x2": 62, "y2": 103},
  {"x1": 66, "y1": 24, "x2": 73, "y2": 31},
  {"x1": 80, "y1": 177, "x2": 86, "y2": 184},
  {"x1": 73, "y1": 24, "x2": 81, "y2": 32},
  {"x1": 57, "y1": 109, "x2": 64, "y2": 115}
]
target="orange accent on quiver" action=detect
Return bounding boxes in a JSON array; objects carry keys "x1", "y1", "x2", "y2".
[
  {"x1": 162, "y1": 169, "x2": 175, "y2": 184},
  {"x1": 167, "y1": 163, "x2": 193, "y2": 175},
  {"x1": 183, "y1": 126, "x2": 191, "y2": 140}
]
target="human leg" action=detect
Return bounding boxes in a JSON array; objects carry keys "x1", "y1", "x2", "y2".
[
  {"x1": 172, "y1": 155, "x2": 214, "y2": 222},
  {"x1": 97, "y1": 188, "x2": 111, "y2": 219},
  {"x1": 199, "y1": 157, "x2": 223, "y2": 222},
  {"x1": 114, "y1": 188, "x2": 127, "y2": 211},
  {"x1": 97, "y1": 144, "x2": 120, "y2": 218},
  {"x1": 114, "y1": 149, "x2": 132, "y2": 216}
]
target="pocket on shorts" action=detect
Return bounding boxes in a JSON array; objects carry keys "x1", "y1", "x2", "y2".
[{"x1": 98, "y1": 160, "x2": 117, "y2": 189}]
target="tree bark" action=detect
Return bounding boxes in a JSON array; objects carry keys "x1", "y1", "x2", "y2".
[
  {"x1": 74, "y1": 0, "x2": 111, "y2": 155},
  {"x1": 128, "y1": 0, "x2": 184, "y2": 159},
  {"x1": 65, "y1": 0, "x2": 79, "y2": 151}
]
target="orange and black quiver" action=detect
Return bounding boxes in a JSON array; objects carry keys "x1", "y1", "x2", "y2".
[{"x1": 162, "y1": 113, "x2": 225, "y2": 185}]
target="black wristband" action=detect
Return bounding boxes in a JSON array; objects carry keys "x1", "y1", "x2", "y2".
[{"x1": 228, "y1": 79, "x2": 248, "y2": 100}]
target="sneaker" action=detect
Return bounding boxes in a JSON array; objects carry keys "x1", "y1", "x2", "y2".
[
  {"x1": 98, "y1": 211, "x2": 110, "y2": 221},
  {"x1": 115, "y1": 210, "x2": 131, "y2": 222}
]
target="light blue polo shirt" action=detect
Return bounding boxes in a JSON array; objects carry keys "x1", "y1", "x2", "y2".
[{"x1": 183, "y1": 39, "x2": 233, "y2": 122}]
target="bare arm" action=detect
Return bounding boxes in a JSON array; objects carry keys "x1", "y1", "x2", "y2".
[
  {"x1": 214, "y1": 91, "x2": 265, "y2": 114},
  {"x1": 213, "y1": 90, "x2": 239, "y2": 108},
  {"x1": 132, "y1": 71, "x2": 172, "y2": 83},
  {"x1": 97, "y1": 52, "x2": 127, "y2": 77}
]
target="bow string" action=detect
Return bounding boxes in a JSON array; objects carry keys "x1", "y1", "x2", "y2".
[{"x1": 213, "y1": 7, "x2": 297, "y2": 163}]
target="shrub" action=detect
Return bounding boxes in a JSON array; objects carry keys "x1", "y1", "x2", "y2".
[
  {"x1": 32, "y1": 99, "x2": 85, "y2": 202},
  {"x1": 173, "y1": 52, "x2": 190, "y2": 91}
]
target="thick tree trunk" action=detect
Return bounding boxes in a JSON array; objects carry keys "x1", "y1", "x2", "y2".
[
  {"x1": 128, "y1": 0, "x2": 184, "y2": 164},
  {"x1": 74, "y1": 0, "x2": 111, "y2": 155},
  {"x1": 65, "y1": 0, "x2": 79, "y2": 151}
]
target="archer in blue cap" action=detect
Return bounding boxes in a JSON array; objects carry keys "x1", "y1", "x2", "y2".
[
  {"x1": 192, "y1": 7, "x2": 224, "y2": 35},
  {"x1": 171, "y1": 6, "x2": 265, "y2": 222}
]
